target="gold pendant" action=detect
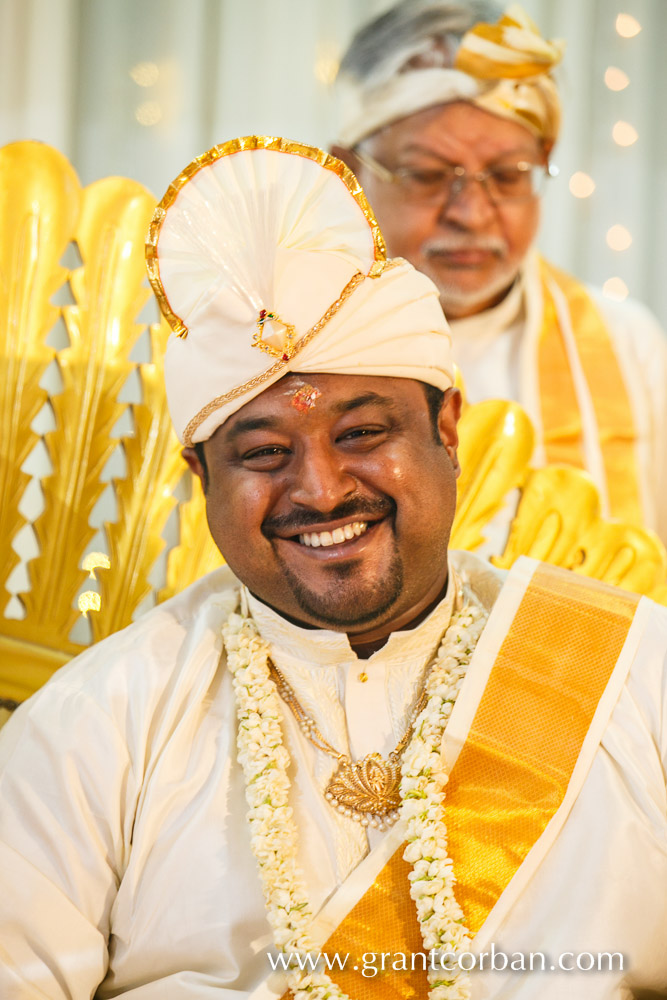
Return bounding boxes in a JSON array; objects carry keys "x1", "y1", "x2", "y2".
[{"x1": 325, "y1": 752, "x2": 401, "y2": 821}]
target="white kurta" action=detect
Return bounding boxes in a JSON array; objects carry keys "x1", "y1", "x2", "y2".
[
  {"x1": 449, "y1": 251, "x2": 667, "y2": 545},
  {"x1": 0, "y1": 552, "x2": 665, "y2": 999}
]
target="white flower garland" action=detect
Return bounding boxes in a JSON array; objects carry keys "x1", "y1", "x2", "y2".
[
  {"x1": 222, "y1": 591, "x2": 488, "y2": 1000},
  {"x1": 400, "y1": 599, "x2": 487, "y2": 1000}
]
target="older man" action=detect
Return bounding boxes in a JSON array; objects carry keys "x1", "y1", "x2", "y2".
[
  {"x1": 0, "y1": 137, "x2": 665, "y2": 1000},
  {"x1": 333, "y1": 1, "x2": 667, "y2": 544}
]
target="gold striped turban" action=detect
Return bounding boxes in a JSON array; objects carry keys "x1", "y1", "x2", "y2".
[{"x1": 337, "y1": 4, "x2": 564, "y2": 147}]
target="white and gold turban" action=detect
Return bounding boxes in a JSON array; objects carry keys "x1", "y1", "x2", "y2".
[
  {"x1": 337, "y1": 4, "x2": 565, "y2": 147},
  {"x1": 146, "y1": 136, "x2": 454, "y2": 445}
]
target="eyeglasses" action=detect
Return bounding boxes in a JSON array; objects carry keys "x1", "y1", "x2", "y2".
[{"x1": 354, "y1": 148, "x2": 559, "y2": 205}]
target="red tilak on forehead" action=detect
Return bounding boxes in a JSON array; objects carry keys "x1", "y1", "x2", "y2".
[{"x1": 291, "y1": 384, "x2": 322, "y2": 413}]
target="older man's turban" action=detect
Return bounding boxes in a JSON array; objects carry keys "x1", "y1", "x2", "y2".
[
  {"x1": 146, "y1": 137, "x2": 454, "y2": 445},
  {"x1": 337, "y1": 4, "x2": 564, "y2": 147}
]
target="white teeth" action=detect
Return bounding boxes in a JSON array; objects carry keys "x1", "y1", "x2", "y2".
[{"x1": 298, "y1": 521, "x2": 369, "y2": 548}]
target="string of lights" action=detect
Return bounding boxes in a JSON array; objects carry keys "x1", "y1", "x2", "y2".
[{"x1": 567, "y1": 11, "x2": 642, "y2": 302}]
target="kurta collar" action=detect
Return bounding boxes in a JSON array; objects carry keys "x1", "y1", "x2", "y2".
[{"x1": 243, "y1": 562, "x2": 458, "y2": 670}]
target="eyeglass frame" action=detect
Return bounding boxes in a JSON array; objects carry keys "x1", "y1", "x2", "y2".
[{"x1": 352, "y1": 147, "x2": 559, "y2": 206}]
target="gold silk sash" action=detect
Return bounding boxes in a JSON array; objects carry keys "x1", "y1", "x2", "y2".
[
  {"x1": 537, "y1": 257, "x2": 644, "y2": 525},
  {"x1": 285, "y1": 564, "x2": 639, "y2": 1000},
  {"x1": 445, "y1": 564, "x2": 638, "y2": 934}
]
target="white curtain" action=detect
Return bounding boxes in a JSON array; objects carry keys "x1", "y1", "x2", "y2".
[{"x1": 1, "y1": 0, "x2": 665, "y2": 326}]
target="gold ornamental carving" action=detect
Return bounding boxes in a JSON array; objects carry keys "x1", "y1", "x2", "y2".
[{"x1": 0, "y1": 141, "x2": 223, "y2": 702}]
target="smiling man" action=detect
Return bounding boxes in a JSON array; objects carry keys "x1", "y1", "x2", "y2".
[
  {"x1": 0, "y1": 137, "x2": 666, "y2": 1000},
  {"x1": 186, "y1": 373, "x2": 459, "y2": 650},
  {"x1": 333, "y1": 1, "x2": 667, "y2": 544}
]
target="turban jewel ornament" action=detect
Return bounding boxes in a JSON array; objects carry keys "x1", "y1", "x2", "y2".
[{"x1": 146, "y1": 136, "x2": 454, "y2": 445}]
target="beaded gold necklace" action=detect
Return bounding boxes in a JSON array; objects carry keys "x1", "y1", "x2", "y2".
[{"x1": 269, "y1": 659, "x2": 428, "y2": 830}]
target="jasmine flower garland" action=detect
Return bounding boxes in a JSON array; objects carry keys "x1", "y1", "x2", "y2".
[{"x1": 223, "y1": 590, "x2": 488, "y2": 1000}]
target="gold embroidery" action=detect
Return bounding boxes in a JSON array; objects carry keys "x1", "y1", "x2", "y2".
[
  {"x1": 182, "y1": 270, "x2": 366, "y2": 446},
  {"x1": 145, "y1": 136, "x2": 388, "y2": 340}
]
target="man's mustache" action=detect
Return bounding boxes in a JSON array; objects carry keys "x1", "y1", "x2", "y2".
[
  {"x1": 263, "y1": 495, "x2": 396, "y2": 537},
  {"x1": 423, "y1": 237, "x2": 507, "y2": 256}
]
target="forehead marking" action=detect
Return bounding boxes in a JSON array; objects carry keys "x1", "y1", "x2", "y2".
[{"x1": 291, "y1": 384, "x2": 322, "y2": 413}]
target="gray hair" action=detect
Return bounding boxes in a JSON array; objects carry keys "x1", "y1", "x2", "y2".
[{"x1": 339, "y1": 0, "x2": 503, "y2": 84}]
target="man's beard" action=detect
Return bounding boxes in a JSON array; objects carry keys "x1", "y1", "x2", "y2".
[
  {"x1": 421, "y1": 237, "x2": 518, "y2": 316},
  {"x1": 279, "y1": 548, "x2": 404, "y2": 629}
]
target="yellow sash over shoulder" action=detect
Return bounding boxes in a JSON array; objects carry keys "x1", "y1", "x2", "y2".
[
  {"x1": 537, "y1": 257, "x2": 644, "y2": 525},
  {"x1": 303, "y1": 563, "x2": 639, "y2": 1000}
]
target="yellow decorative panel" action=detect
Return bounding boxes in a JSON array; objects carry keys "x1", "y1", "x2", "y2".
[
  {"x1": 494, "y1": 466, "x2": 667, "y2": 600},
  {"x1": 452, "y1": 400, "x2": 534, "y2": 551},
  {"x1": 5, "y1": 176, "x2": 156, "y2": 652},
  {"x1": 0, "y1": 142, "x2": 80, "y2": 606},
  {"x1": 93, "y1": 320, "x2": 185, "y2": 641},
  {"x1": 494, "y1": 466, "x2": 601, "y2": 568},
  {"x1": 159, "y1": 477, "x2": 224, "y2": 604}
]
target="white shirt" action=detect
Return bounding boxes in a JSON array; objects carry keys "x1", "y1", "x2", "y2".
[{"x1": 0, "y1": 553, "x2": 665, "y2": 999}]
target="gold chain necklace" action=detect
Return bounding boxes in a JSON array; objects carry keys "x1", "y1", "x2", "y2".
[
  {"x1": 266, "y1": 574, "x2": 463, "y2": 831},
  {"x1": 268, "y1": 658, "x2": 429, "y2": 831}
]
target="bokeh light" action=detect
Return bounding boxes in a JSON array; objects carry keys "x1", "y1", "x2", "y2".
[
  {"x1": 130, "y1": 62, "x2": 160, "y2": 87},
  {"x1": 615, "y1": 13, "x2": 641, "y2": 38},
  {"x1": 81, "y1": 552, "x2": 110, "y2": 579},
  {"x1": 569, "y1": 172, "x2": 596, "y2": 198},
  {"x1": 602, "y1": 277, "x2": 629, "y2": 301},
  {"x1": 606, "y1": 225, "x2": 632, "y2": 251},
  {"x1": 612, "y1": 121, "x2": 638, "y2": 146},
  {"x1": 604, "y1": 66, "x2": 629, "y2": 91},
  {"x1": 314, "y1": 42, "x2": 340, "y2": 86},
  {"x1": 135, "y1": 101, "x2": 162, "y2": 127},
  {"x1": 78, "y1": 591, "x2": 101, "y2": 617}
]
